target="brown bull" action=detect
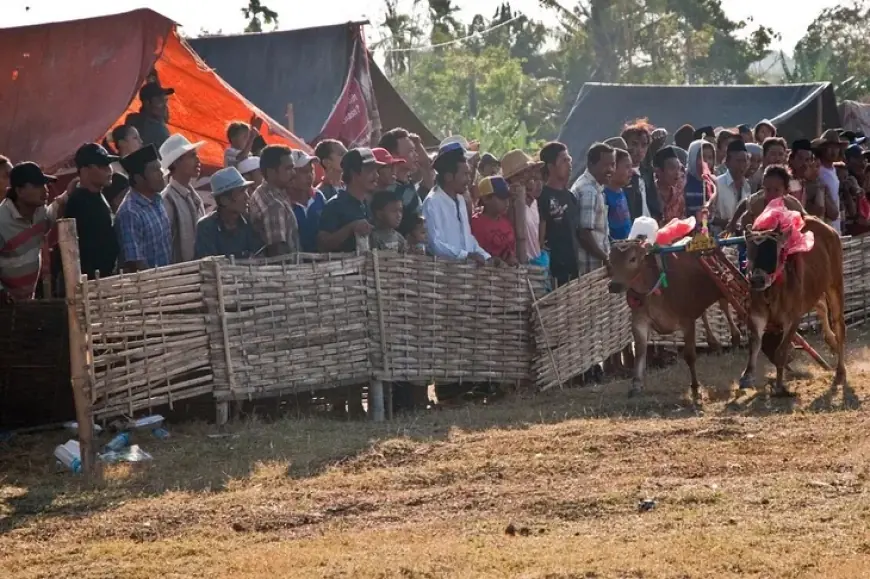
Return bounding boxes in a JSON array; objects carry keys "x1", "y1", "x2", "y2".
[
  {"x1": 608, "y1": 241, "x2": 741, "y2": 398},
  {"x1": 739, "y1": 217, "x2": 846, "y2": 395}
]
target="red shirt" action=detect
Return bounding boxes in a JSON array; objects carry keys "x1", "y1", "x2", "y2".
[{"x1": 471, "y1": 212, "x2": 516, "y2": 260}]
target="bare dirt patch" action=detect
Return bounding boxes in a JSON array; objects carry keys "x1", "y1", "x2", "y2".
[{"x1": 3, "y1": 329, "x2": 870, "y2": 578}]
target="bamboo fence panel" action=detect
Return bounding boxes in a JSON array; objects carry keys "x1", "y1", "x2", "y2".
[
  {"x1": 532, "y1": 268, "x2": 633, "y2": 391},
  {"x1": 205, "y1": 256, "x2": 371, "y2": 401},
  {"x1": 367, "y1": 252, "x2": 547, "y2": 384},
  {"x1": 79, "y1": 261, "x2": 212, "y2": 420}
]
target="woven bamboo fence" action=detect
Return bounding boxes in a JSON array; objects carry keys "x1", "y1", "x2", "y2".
[
  {"x1": 203, "y1": 255, "x2": 370, "y2": 402},
  {"x1": 367, "y1": 252, "x2": 548, "y2": 384},
  {"x1": 74, "y1": 252, "x2": 547, "y2": 420},
  {"x1": 79, "y1": 261, "x2": 212, "y2": 420},
  {"x1": 532, "y1": 269, "x2": 633, "y2": 392},
  {"x1": 531, "y1": 236, "x2": 870, "y2": 389}
]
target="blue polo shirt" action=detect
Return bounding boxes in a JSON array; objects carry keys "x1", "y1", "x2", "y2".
[
  {"x1": 318, "y1": 190, "x2": 371, "y2": 253},
  {"x1": 292, "y1": 190, "x2": 327, "y2": 253}
]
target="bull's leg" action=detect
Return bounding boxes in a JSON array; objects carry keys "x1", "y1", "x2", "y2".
[
  {"x1": 740, "y1": 310, "x2": 768, "y2": 390},
  {"x1": 681, "y1": 318, "x2": 702, "y2": 401},
  {"x1": 815, "y1": 298, "x2": 838, "y2": 353},
  {"x1": 720, "y1": 299, "x2": 742, "y2": 348},
  {"x1": 630, "y1": 312, "x2": 651, "y2": 398},
  {"x1": 773, "y1": 321, "x2": 800, "y2": 397},
  {"x1": 826, "y1": 287, "x2": 848, "y2": 385},
  {"x1": 701, "y1": 311, "x2": 721, "y2": 353}
]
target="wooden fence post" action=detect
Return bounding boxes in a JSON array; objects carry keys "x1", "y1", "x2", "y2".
[{"x1": 57, "y1": 219, "x2": 98, "y2": 481}]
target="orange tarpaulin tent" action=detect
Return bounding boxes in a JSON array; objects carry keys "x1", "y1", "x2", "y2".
[{"x1": 0, "y1": 9, "x2": 310, "y2": 173}]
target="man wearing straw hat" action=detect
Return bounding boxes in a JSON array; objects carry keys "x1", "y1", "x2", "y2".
[
  {"x1": 194, "y1": 167, "x2": 263, "y2": 259},
  {"x1": 501, "y1": 149, "x2": 545, "y2": 267},
  {"x1": 159, "y1": 134, "x2": 207, "y2": 263}
]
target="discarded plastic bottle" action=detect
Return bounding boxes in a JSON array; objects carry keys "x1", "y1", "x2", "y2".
[
  {"x1": 54, "y1": 440, "x2": 82, "y2": 473},
  {"x1": 105, "y1": 432, "x2": 131, "y2": 452},
  {"x1": 151, "y1": 427, "x2": 170, "y2": 440}
]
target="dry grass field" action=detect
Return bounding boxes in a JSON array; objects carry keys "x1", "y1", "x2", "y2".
[{"x1": 4, "y1": 329, "x2": 870, "y2": 578}]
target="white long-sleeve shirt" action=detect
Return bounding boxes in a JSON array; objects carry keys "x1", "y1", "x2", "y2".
[{"x1": 422, "y1": 185, "x2": 491, "y2": 261}]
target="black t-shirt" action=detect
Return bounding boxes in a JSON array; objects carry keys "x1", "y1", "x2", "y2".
[
  {"x1": 538, "y1": 185, "x2": 580, "y2": 278},
  {"x1": 65, "y1": 186, "x2": 119, "y2": 279},
  {"x1": 318, "y1": 190, "x2": 372, "y2": 252},
  {"x1": 393, "y1": 180, "x2": 421, "y2": 235}
]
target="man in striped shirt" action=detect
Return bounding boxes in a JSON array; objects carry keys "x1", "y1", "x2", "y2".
[{"x1": 0, "y1": 162, "x2": 68, "y2": 301}]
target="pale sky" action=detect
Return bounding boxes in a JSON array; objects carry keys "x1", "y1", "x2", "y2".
[{"x1": 1, "y1": 0, "x2": 842, "y2": 52}]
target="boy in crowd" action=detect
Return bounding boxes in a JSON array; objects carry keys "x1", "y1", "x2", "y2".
[
  {"x1": 404, "y1": 214, "x2": 427, "y2": 254},
  {"x1": 604, "y1": 149, "x2": 634, "y2": 241},
  {"x1": 471, "y1": 176, "x2": 517, "y2": 265},
  {"x1": 370, "y1": 190, "x2": 407, "y2": 252},
  {"x1": 478, "y1": 153, "x2": 500, "y2": 178},
  {"x1": 224, "y1": 117, "x2": 262, "y2": 167}
]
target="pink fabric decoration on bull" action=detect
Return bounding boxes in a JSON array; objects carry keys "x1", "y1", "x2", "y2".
[{"x1": 752, "y1": 197, "x2": 815, "y2": 256}]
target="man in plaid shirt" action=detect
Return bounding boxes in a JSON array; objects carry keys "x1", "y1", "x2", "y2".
[
  {"x1": 249, "y1": 145, "x2": 300, "y2": 257},
  {"x1": 114, "y1": 144, "x2": 172, "y2": 272},
  {"x1": 571, "y1": 142, "x2": 615, "y2": 274}
]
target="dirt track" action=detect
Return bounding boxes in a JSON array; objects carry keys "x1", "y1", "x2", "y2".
[{"x1": 2, "y1": 330, "x2": 870, "y2": 578}]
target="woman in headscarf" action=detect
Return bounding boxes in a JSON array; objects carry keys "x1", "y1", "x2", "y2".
[{"x1": 685, "y1": 139, "x2": 717, "y2": 221}]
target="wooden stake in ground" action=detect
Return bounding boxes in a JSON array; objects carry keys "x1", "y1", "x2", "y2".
[{"x1": 57, "y1": 218, "x2": 99, "y2": 481}]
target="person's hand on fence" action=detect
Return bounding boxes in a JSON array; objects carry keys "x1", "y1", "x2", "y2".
[
  {"x1": 351, "y1": 220, "x2": 373, "y2": 236},
  {"x1": 468, "y1": 253, "x2": 487, "y2": 266}
]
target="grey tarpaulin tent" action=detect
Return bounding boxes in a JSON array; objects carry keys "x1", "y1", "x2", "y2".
[
  {"x1": 188, "y1": 23, "x2": 439, "y2": 147},
  {"x1": 557, "y1": 82, "x2": 839, "y2": 180}
]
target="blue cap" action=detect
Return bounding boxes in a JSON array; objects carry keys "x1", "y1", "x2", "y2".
[{"x1": 210, "y1": 167, "x2": 253, "y2": 197}]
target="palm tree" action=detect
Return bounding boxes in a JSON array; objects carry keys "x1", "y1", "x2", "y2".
[
  {"x1": 428, "y1": 0, "x2": 461, "y2": 46},
  {"x1": 375, "y1": 0, "x2": 423, "y2": 75},
  {"x1": 242, "y1": 0, "x2": 279, "y2": 33}
]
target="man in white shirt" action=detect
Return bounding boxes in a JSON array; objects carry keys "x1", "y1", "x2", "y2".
[
  {"x1": 422, "y1": 142, "x2": 490, "y2": 264},
  {"x1": 812, "y1": 129, "x2": 847, "y2": 233},
  {"x1": 711, "y1": 139, "x2": 751, "y2": 232}
]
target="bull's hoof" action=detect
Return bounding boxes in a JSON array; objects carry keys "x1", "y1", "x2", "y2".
[
  {"x1": 690, "y1": 386, "x2": 704, "y2": 405},
  {"x1": 772, "y1": 386, "x2": 796, "y2": 398},
  {"x1": 730, "y1": 334, "x2": 743, "y2": 349},
  {"x1": 834, "y1": 368, "x2": 847, "y2": 386},
  {"x1": 738, "y1": 375, "x2": 754, "y2": 390}
]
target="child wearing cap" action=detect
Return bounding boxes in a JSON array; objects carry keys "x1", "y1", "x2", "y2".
[
  {"x1": 370, "y1": 190, "x2": 407, "y2": 252},
  {"x1": 471, "y1": 176, "x2": 517, "y2": 265}
]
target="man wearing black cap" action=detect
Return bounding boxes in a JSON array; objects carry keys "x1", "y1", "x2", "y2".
[
  {"x1": 65, "y1": 143, "x2": 121, "y2": 279},
  {"x1": 114, "y1": 144, "x2": 172, "y2": 272},
  {"x1": 421, "y1": 142, "x2": 490, "y2": 263},
  {"x1": 710, "y1": 138, "x2": 750, "y2": 232},
  {"x1": 693, "y1": 126, "x2": 715, "y2": 144},
  {"x1": 0, "y1": 163, "x2": 68, "y2": 301},
  {"x1": 317, "y1": 148, "x2": 381, "y2": 253},
  {"x1": 125, "y1": 82, "x2": 175, "y2": 149}
]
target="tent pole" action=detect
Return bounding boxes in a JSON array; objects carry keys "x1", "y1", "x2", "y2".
[{"x1": 816, "y1": 93, "x2": 823, "y2": 136}]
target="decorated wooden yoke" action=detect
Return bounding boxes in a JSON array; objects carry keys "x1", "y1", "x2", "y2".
[{"x1": 645, "y1": 209, "x2": 830, "y2": 370}]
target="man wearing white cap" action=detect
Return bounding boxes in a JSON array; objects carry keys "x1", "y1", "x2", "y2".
[
  {"x1": 286, "y1": 149, "x2": 326, "y2": 253},
  {"x1": 237, "y1": 156, "x2": 262, "y2": 194},
  {"x1": 159, "y1": 134, "x2": 207, "y2": 263},
  {"x1": 194, "y1": 167, "x2": 263, "y2": 259}
]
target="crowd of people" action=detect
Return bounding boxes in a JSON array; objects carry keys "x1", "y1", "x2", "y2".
[{"x1": 1, "y1": 77, "x2": 868, "y2": 304}]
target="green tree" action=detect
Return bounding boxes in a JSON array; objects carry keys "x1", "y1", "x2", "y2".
[
  {"x1": 242, "y1": 0, "x2": 278, "y2": 33},
  {"x1": 428, "y1": 0, "x2": 462, "y2": 46},
  {"x1": 789, "y1": 2, "x2": 870, "y2": 101},
  {"x1": 392, "y1": 45, "x2": 560, "y2": 154},
  {"x1": 375, "y1": 0, "x2": 424, "y2": 76},
  {"x1": 539, "y1": 0, "x2": 776, "y2": 112}
]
